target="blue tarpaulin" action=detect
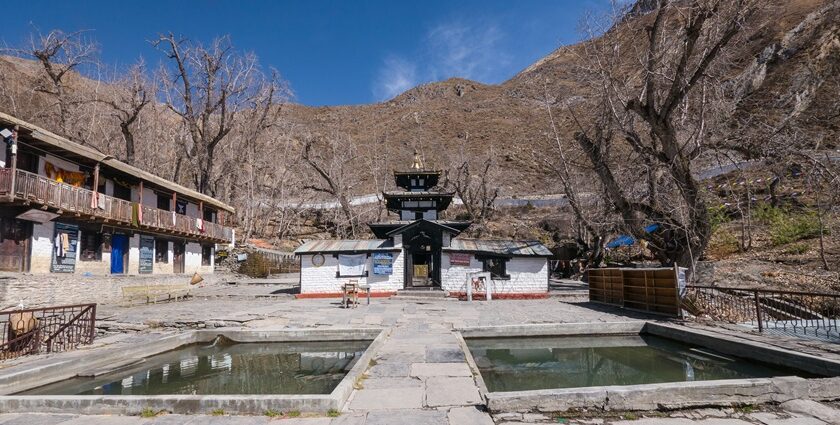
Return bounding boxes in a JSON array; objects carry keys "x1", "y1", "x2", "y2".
[{"x1": 606, "y1": 224, "x2": 660, "y2": 249}]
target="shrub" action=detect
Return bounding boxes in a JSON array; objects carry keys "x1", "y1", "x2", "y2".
[
  {"x1": 287, "y1": 410, "x2": 301, "y2": 418},
  {"x1": 769, "y1": 211, "x2": 822, "y2": 246},
  {"x1": 140, "y1": 408, "x2": 158, "y2": 418},
  {"x1": 327, "y1": 409, "x2": 341, "y2": 417},
  {"x1": 238, "y1": 252, "x2": 271, "y2": 278},
  {"x1": 753, "y1": 204, "x2": 784, "y2": 225},
  {"x1": 782, "y1": 243, "x2": 809, "y2": 255},
  {"x1": 264, "y1": 409, "x2": 282, "y2": 417},
  {"x1": 707, "y1": 229, "x2": 740, "y2": 258},
  {"x1": 708, "y1": 205, "x2": 731, "y2": 231},
  {"x1": 211, "y1": 409, "x2": 225, "y2": 416}
]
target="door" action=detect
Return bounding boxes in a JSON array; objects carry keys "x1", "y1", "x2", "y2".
[
  {"x1": 173, "y1": 242, "x2": 185, "y2": 274},
  {"x1": 411, "y1": 252, "x2": 431, "y2": 287},
  {"x1": 111, "y1": 234, "x2": 128, "y2": 274},
  {"x1": 0, "y1": 218, "x2": 31, "y2": 272}
]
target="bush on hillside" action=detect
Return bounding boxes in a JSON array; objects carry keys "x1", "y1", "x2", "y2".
[
  {"x1": 238, "y1": 252, "x2": 271, "y2": 278},
  {"x1": 769, "y1": 210, "x2": 823, "y2": 246}
]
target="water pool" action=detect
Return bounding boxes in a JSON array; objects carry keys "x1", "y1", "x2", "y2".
[
  {"x1": 21, "y1": 340, "x2": 370, "y2": 395},
  {"x1": 467, "y1": 334, "x2": 812, "y2": 392}
]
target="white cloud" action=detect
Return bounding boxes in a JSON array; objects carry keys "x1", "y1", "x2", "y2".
[
  {"x1": 372, "y1": 55, "x2": 418, "y2": 101},
  {"x1": 371, "y1": 19, "x2": 511, "y2": 102},
  {"x1": 425, "y1": 21, "x2": 509, "y2": 82}
]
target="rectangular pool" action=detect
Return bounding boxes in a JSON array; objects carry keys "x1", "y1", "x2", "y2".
[
  {"x1": 21, "y1": 340, "x2": 370, "y2": 396},
  {"x1": 466, "y1": 334, "x2": 813, "y2": 392}
]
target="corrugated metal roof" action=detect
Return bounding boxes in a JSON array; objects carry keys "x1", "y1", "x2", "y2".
[
  {"x1": 446, "y1": 239, "x2": 552, "y2": 257},
  {"x1": 294, "y1": 239, "x2": 397, "y2": 254}
]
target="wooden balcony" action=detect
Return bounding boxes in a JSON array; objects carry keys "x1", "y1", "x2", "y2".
[{"x1": 0, "y1": 168, "x2": 233, "y2": 244}]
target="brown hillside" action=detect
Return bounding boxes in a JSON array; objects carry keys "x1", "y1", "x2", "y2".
[{"x1": 0, "y1": 0, "x2": 836, "y2": 200}]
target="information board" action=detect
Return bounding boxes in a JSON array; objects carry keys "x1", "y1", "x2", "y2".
[
  {"x1": 139, "y1": 235, "x2": 155, "y2": 274},
  {"x1": 372, "y1": 253, "x2": 393, "y2": 275},
  {"x1": 450, "y1": 253, "x2": 472, "y2": 266},
  {"x1": 51, "y1": 222, "x2": 79, "y2": 273}
]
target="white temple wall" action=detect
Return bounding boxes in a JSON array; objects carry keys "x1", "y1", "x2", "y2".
[
  {"x1": 299, "y1": 252, "x2": 403, "y2": 294},
  {"x1": 440, "y1": 252, "x2": 548, "y2": 295}
]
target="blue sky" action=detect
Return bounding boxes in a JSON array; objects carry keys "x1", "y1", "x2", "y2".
[{"x1": 4, "y1": 1, "x2": 619, "y2": 106}]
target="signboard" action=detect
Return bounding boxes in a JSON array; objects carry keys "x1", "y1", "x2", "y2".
[
  {"x1": 450, "y1": 253, "x2": 472, "y2": 266},
  {"x1": 139, "y1": 235, "x2": 155, "y2": 274},
  {"x1": 51, "y1": 222, "x2": 78, "y2": 273},
  {"x1": 372, "y1": 253, "x2": 393, "y2": 275}
]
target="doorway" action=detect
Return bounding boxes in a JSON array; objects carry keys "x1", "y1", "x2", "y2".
[
  {"x1": 110, "y1": 233, "x2": 129, "y2": 274},
  {"x1": 404, "y1": 231, "x2": 441, "y2": 288},
  {"x1": 0, "y1": 218, "x2": 31, "y2": 272},
  {"x1": 173, "y1": 242, "x2": 185, "y2": 274}
]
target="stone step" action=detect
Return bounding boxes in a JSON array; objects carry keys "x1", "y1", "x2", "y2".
[{"x1": 392, "y1": 289, "x2": 448, "y2": 299}]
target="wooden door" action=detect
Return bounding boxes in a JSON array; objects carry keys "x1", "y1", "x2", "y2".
[
  {"x1": 173, "y1": 242, "x2": 185, "y2": 274},
  {"x1": 0, "y1": 218, "x2": 30, "y2": 272}
]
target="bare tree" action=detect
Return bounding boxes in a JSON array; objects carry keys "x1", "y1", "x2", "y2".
[
  {"x1": 8, "y1": 29, "x2": 98, "y2": 141},
  {"x1": 565, "y1": 0, "x2": 758, "y2": 273},
  {"x1": 300, "y1": 133, "x2": 360, "y2": 237},
  {"x1": 153, "y1": 33, "x2": 283, "y2": 196},
  {"x1": 538, "y1": 86, "x2": 613, "y2": 267},
  {"x1": 444, "y1": 138, "x2": 500, "y2": 235},
  {"x1": 99, "y1": 61, "x2": 149, "y2": 164}
]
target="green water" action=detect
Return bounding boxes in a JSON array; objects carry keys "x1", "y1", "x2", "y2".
[
  {"x1": 22, "y1": 340, "x2": 370, "y2": 395},
  {"x1": 467, "y1": 334, "x2": 811, "y2": 392}
]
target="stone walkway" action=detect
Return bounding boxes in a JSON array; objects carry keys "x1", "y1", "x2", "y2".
[{"x1": 3, "y1": 281, "x2": 840, "y2": 424}]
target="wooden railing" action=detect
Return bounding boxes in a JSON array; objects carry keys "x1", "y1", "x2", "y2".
[{"x1": 0, "y1": 168, "x2": 232, "y2": 243}]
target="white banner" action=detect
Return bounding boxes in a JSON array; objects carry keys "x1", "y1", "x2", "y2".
[{"x1": 338, "y1": 254, "x2": 367, "y2": 276}]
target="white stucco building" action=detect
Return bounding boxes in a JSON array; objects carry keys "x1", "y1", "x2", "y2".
[{"x1": 295, "y1": 154, "x2": 551, "y2": 299}]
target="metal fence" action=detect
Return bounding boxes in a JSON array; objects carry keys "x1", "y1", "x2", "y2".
[
  {"x1": 0, "y1": 304, "x2": 97, "y2": 360},
  {"x1": 682, "y1": 286, "x2": 840, "y2": 341}
]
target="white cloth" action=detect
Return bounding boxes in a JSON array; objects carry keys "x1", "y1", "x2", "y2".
[
  {"x1": 54, "y1": 234, "x2": 64, "y2": 258},
  {"x1": 338, "y1": 254, "x2": 366, "y2": 276}
]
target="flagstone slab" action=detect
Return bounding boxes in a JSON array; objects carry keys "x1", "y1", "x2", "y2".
[
  {"x1": 348, "y1": 387, "x2": 424, "y2": 410},
  {"x1": 425, "y1": 377, "x2": 482, "y2": 407},
  {"x1": 410, "y1": 362, "x2": 472, "y2": 377}
]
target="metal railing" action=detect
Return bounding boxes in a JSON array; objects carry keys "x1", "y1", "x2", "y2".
[
  {"x1": 682, "y1": 285, "x2": 840, "y2": 341},
  {"x1": 0, "y1": 168, "x2": 232, "y2": 243},
  {"x1": 0, "y1": 303, "x2": 97, "y2": 360}
]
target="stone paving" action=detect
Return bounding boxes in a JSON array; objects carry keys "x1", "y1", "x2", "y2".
[{"x1": 2, "y1": 279, "x2": 840, "y2": 424}]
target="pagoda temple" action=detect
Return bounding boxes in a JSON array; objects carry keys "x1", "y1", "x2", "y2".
[{"x1": 295, "y1": 151, "x2": 551, "y2": 298}]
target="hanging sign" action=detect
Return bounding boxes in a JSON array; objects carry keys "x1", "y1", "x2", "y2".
[
  {"x1": 372, "y1": 253, "x2": 393, "y2": 275},
  {"x1": 51, "y1": 222, "x2": 79, "y2": 273},
  {"x1": 139, "y1": 235, "x2": 155, "y2": 274},
  {"x1": 450, "y1": 253, "x2": 472, "y2": 266}
]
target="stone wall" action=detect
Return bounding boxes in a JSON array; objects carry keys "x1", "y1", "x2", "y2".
[
  {"x1": 0, "y1": 272, "x2": 225, "y2": 308},
  {"x1": 299, "y1": 252, "x2": 403, "y2": 294}
]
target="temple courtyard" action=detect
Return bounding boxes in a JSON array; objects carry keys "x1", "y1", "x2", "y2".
[{"x1": 0, "y1": 277, "x2": 839, "y2": 425}]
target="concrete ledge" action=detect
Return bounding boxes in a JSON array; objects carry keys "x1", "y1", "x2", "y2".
[
  {"x1": 457, "y1": 321, "x2": 645, "y2": 339},
  {"x1": 0, "y1": 328, "x2": 388, "y2": 414},
  {"x1": 486, "y1": 377, "x2": 831, "y2": 413},
  {"x1": 643, "y1": 322, "x2": 840, "y2": 376}
]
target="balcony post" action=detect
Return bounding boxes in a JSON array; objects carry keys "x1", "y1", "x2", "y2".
[
  {"x1": 7, "y1": 126, "x2": 18, "y2": 201},
  {"x1": 91, "y1": 163, "x2": 100, "y2": 209}
]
